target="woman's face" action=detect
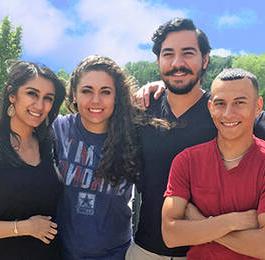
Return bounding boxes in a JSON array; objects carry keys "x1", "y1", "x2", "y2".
[
  {"x1": 74, "y1": 70, "x2": 116, "y2": 133},
  {"x1": 9, "y1": 76, "x2": 55, "y2": 132}
]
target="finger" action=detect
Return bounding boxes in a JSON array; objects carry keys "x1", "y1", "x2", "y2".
[
  {"x1": 143, "y1": 88, "x2": 150, "y2": 108},
  {"x1": 154, "y1": 86, "x2": 165, "y2": 100},
  {"x1": 50, "y1": 222, "x2": 57, "y2": 229},
  {"x1": 42, "y1": 237, "x2": 51, "y2": 244},
  {"x1": 45, "y1": 233, "x2": 55, "y2": 240},
  {"x1": 49, "y1": 228, "x2": 58, "y2": 235}
]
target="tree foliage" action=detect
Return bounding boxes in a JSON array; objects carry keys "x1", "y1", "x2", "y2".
[
  {"x1": 0, "y1": 16, "x2": 22, "y2": 92},
  {"x1": 203, "y1": 55, "x2": 233, "y2": 91},
  {"x1": 125, "y1": 61, "x2": 160, "y2": 88},
  {"x1": 232, "y1": 54, "x2": 265, "y2": 94},
  {"x1": 56, "y1": 68, "x2": 70, "y2": 115}
]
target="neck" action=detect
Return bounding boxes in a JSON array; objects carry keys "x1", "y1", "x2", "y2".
[
  {"x1": 167, "y1": 85, "x2": 204, "y2": 118},
  {"x1": 217, "y1": 135, "x2": 253, "y2": 162},
  {"x1": 10, "y1": 118, "x2": 34, "y2": 141}
]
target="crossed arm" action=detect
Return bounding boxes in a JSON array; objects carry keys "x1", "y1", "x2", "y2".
[{"x1": 162, "y1": 196, "x2": 265, "y2": 259}]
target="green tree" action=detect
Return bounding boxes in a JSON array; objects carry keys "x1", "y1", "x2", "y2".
[
  {"x1": 56, "y1": 69, "x2": 70, "y2": 115},
  {"x1": 232, "y1": 54, "x2": 265, "y2": 94},
  {"x1": 125, "y1": 61, "x2": 160, "y2": 88},
  {"x1": 0, "y1": 16, "x2": 22, "y2": 91},
  {"x1": 203, "y1": 55, "x2": 233, "y2": 91}
]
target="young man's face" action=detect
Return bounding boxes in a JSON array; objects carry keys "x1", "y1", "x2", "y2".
[
  {"x1": 158, "y1": 30, "x2": 209, "y2": 95},
  {"x1": 208, "y1": 78, "x2": 263, "y2": 143}
]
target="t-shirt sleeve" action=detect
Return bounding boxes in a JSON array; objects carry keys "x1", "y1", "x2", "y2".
[{"x1": 164, "y1": 150, "x2": 191, "y2": 201}]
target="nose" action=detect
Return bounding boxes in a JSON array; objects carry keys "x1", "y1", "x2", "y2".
[
  {"x1": 34, "y1": 98, "x2": 44, "y2": 110},
  {"x1": 171, "y1": 54, "x2": 185, "y2": 68},
  {"x1": 91, "y1": 93, "x2": 100, "y2": 104},
  {"x1": 223, "y1": 104, "x2": 234, "y2": 118}
]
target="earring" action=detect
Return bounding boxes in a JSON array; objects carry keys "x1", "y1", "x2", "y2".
[
  {"x1": 7, "y1": 104, "x2": 16, "y2": 117},
  {"x1": 45, "y1": 117, "x2": 49, "y2": 127}
]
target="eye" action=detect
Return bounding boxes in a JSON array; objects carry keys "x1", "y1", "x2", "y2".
[
  {"x1": 183, "y1": 51, "x2": 195, "y2": 57},
  {"x1": 81, "y1": 88, "x2": 92, "y2": 94},
  {"x1": 44, "y1": 96, "x2": 55, "y2": 103},
  {"x1": 162, "y1": 52, "x2": 173, "y2": 57},
  {"x1": 27, "y1": 90, "x2": 38, "y2": 97},
  {"x1": 101, "y1": 90, "x2": 112, "y2": 95},
  {"x1": 235, "y1": 100, "x2": 246, "y2": 105},
  {"x1": 214, "y1": 101, "x2": 225, "y2": 107}
]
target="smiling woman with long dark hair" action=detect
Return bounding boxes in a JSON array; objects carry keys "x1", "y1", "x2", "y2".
[{"x1": 0, "y1": 60, "x2": 65, "y2": 259}]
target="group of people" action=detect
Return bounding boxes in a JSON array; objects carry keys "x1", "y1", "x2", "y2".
[{"x1": 0, "y1": 17, "x2": 265, "y2": 260}]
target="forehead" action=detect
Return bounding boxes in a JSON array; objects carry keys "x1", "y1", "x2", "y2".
[
  {"x1": 161, "y1": 30, "x2": 200, "y2": 51},
  {"x1": 79, "y1": 70, "x2": 115, "y2": 88},
  {"x1": 211, "y1": 78, "x2": 256, "y2": 99},
  {"x1": 19, "y1": 76, "x2": 55, "y2": 93}
]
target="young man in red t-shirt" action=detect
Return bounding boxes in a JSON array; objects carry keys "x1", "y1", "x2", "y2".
[{"x1": 162, "y1": 68, "x2": 265, "y2": 259}]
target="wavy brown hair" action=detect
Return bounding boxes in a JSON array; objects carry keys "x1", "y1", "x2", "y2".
[{"x1": 67, "y1": 55, "x2": 141, "y2": 185}]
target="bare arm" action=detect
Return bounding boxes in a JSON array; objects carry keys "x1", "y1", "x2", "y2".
[
  {"x1": 162, "y1": 196, "x2": 258, "y2": 247},
  {"x1": 132, "y1": 80, "x2": 165, "y2": 108},
  {"x1": 216, "y1": 213, "x2": 265, "y2": 259},
  {"x1": 0, "y1": 215, "x2": 58, "y2": 244},
  {"x1": 186, "y1": 203, "x2": 265, "y2": 259}
]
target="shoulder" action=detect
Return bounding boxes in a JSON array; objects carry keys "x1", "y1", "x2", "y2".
[
  {"x1": 254, "y1": 111, "x2": 265, "y2": 140},
  {"x1": 177, "y1": 139, "x2": 215, "y2": 161},
  {"x1": 53, "y1": 114, "x2": 77, "y2": 130},
  {"x1": 254, "y1": 136, "x2": 265, "y2": 155}
]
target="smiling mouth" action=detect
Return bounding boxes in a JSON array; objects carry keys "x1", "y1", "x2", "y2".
[
  {"x1": 221, "y1": 121, "x2": 240, "y2": 127},
  {"x1": 28, "y1": 110, "x2": 42, "y2": 117},
  {"x1": 89, "y1": 108, "x2": 103, "y2": 113}
]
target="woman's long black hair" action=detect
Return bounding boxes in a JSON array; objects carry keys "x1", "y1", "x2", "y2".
[{"x1": 0, "y1": 61, "x2": 66, "y2": 166}]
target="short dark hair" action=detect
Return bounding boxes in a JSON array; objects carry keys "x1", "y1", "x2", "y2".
[
  {"x1": 215, "y1": 68, "x2": 259, "y2": 93},
  {"x1": 152, "y1": 17, "x2": 211, "y2": 58}
]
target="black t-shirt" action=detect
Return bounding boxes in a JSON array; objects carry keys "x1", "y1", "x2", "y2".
[
  {"x1": 135, "y1": 92, "x2": 217, "y2": 256},
  {"x1": 0, "y1": 158, "x2": 63, "y2": 260}
]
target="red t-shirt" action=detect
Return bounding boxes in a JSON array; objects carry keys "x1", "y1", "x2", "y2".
[{"x1": 165, "y1": 136, "x2": 265, "y2": 260}]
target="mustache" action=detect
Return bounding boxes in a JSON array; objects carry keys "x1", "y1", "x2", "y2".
[{"x1": 164, "y1": 67, "x2": 193, "y2": 76}]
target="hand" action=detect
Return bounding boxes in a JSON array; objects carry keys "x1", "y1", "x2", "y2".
[
  {"x1": 133, "y1": 80, "x2": 166, "y2": 108},
  {"x1": 226, "y1": 210, "x2": 258, "y2": 232},
  {"x1": 28, "y1": 215, "x2": 58, "y2": 244},
  {"x1": 185, "y1": 203, "x2": 205, "y2": 221}
]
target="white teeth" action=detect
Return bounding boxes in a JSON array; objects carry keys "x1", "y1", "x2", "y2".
[
  {"x1": 173, "y1": 72, "x2": 186, "y2": 76},
  {"x1": 89, "y1": 108, "x2": 103, "y2": 112},
  {"x1": 222, "y1": 122, "x2": 239, "y2": 126},
  {"x1": 29, "y1": 111, "x2": 41, "y2": 117}
]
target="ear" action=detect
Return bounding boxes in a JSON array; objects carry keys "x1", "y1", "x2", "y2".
[
  {"x1": 255, "y1": 96, "x2": 263, "y2": 117},
  {"x1": 207, "y1": 99, "x2": 213, "y2": 117},
  {"x1": 9, "y1": 94, "x2": 15, "y2": 104},
  {"x1": 202, "y1": 53, "x2": 210, "y2": 70}
]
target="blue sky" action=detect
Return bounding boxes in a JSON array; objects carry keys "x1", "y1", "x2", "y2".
[{"x1": 0, "y1": 0, "x2": 264, "y2": 73}]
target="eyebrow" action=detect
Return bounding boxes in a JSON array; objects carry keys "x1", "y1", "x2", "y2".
[
  {"x1": 182, "y1": 47, "x2": 198, "y2": 52},
  {"x1": 161, "y1": 47, "x2": 198, "y2": 53},
  {"x1": 26, "y1": 86, "x2": 55, "y2": 96},
  {"x1": 80, "y1": 85, "x2": 113, "y2": 90},
  {"x1": 161, "y1": 48, "x2": 174, "y2": 53},
  {"x1": 213, "y1": 96, "x2": 248, "y2": 102}
]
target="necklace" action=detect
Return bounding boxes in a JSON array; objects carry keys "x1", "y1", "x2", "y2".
[{"x1": 222, "y1": 153, "x2": 246, "y2": 162}]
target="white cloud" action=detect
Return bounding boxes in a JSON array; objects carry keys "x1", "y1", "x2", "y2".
[
  {"x1": 217, "y1": 10, "x2": 257, "y2": 28},
  {"x1": 73, "y1": 0, "x2": 188, "y2": 65},
  {"x1": 211, "y1": 48, "x2": 250, "y2": 57},
  {"x1": 211, "y1": 48, "x2": 232, "y2": 57},
  {"x1": 0, "y1": 0, "x2": 72, "y2": 55},
  {"x1": 0, "y1": 0, "x2": 188, "y2": 70}
]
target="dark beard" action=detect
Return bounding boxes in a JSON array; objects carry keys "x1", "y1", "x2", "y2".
[
  {"x1": 163, "y1": 67, "x2": 202, "y2": 95},
  {"x1": 166, "y1": 79, "x2": 198, "y2": 94}
]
